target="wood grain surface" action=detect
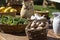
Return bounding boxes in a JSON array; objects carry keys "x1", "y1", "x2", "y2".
[{"x1": 0, "y1": 29, "x2": 60, "y2": 40}]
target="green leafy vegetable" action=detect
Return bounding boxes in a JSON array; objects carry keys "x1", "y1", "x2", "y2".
[{"x1": 0, "y1": 15, "x2": 28, "y2": 25}]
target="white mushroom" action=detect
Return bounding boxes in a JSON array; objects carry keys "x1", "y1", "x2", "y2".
[
  {"x1": 30, "y1": 28, "x2": 34, "y2": 30},
  {"x1": 31, "y1": 20, "x2": 37, "y2": 27},
  {"x1": 36, "y1": 27, "x2": 43, "y2": 29},
  {"x1": 38, "y1": 22, "x2": 46, "y2": 27},
  {"x1": 38, "y1": 22, "x2": 44, "y2": 26},
  {"x1": 36, "y1": 22, "x2": 40, "y2": 25}
]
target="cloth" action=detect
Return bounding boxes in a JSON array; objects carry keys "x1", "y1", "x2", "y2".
[
  {"x1": 53, "y1": 16, "x2": 60, "y2": 34},
  {"x1": 49, "y1": 0, "x2": 60, "y2": 3}
]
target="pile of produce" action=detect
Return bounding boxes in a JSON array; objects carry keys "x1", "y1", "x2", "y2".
[
  {"x1": 28, "y1": 19, "x2": 47, "y2": 30},
  {"x1": 0, "y1": 6, "x2": 17, "y2": 13},
  {"x1": 0, "y1": 15, "x2": 28, "y2": 25}
]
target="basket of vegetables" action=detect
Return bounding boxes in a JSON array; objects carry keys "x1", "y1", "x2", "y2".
[
  {"x1": 0, "y1": 15, "x2": 29, "y2": 33},
  {"x1": 25, "y1": 18, "x2": 48, "y2": 40}
]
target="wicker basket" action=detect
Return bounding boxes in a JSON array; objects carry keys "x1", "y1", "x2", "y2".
[
  {"x1": 35, "y1": 11, "x2": 49, "y2": 16},
  {"x1": 25, "y1": 22, "x2": 48, "y2": 40},
  {"x1": 0, "y1": 24, "x2": 27, "y2": 33},
  {"x1": 0, "y1": 12, "x2": 16, "y2": 16}
]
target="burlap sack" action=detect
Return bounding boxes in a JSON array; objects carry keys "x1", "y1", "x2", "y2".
[{"x1": 20, "y1": 0, "x2": 34, "y2": 18}]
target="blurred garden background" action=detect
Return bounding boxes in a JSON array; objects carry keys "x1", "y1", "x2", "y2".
[{"x1": 0, "y1": 0, "x2": 60, "y2": 17}]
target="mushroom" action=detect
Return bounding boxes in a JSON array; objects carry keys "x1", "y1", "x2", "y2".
[
  {"x1": 30, "y1": 20, "x2": 37, "y2": 28},
  {"x1": 38, "y1": 22, "x2": 46, "y2": 27},
  {"x1": 36, "y1": 27, "x2": 43, "y2": 30}
]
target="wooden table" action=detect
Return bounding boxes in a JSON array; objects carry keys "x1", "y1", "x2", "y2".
[{"x1": 0, "y1": 29, "x2": 60, "y2": 40}]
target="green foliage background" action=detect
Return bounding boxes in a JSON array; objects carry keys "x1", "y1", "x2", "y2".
[
  {"x1": 34, "y1": 5, "x2": 60, "y2": 17},
  {"x1": 0, "y1": 0, "x2": 6, "y2": 6}
]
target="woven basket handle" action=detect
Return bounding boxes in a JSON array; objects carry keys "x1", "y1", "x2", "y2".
[{"x1": 25, "y1": 22, "x2": 32, "y2": 30}]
